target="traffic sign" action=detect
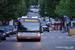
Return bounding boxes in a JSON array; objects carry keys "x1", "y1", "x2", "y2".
[
  {"x1": 63, "y1": 14, "x2": 67, "y2": 17},
  {"x1": 66, "y1": 18, "x2": 70, "y2": 22}
]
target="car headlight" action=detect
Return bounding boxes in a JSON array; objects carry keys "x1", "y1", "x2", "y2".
[
  {"x1": 37, "y1": 33, "x2": 41, "y2": 36},
  {"x1": 18, "y1": 33, "x2": 21, "y2": 36}
]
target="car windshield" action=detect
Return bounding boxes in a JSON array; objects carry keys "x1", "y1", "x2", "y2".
[
  {"x1": 0, "y1": 26, "x2": 9, "y2": 32},
  {"x1": 18, "y1": 21, "x2": 40, "y2": 32},
  {"x1": 9, "y1": 26, "x2": 15, "y2": 30}
]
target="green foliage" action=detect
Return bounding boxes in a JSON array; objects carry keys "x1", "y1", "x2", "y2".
[
  {"x1": 38, "y1": 0, "x2": 60, "y2": 17},
  {"x1": 0, "y1": 0, "x2": 31, "y2": 22},
  {"x1": 38, "y1": 0, "x2": 45, "y2": 17},
  {"x1": 31, "y1": 0, "x2": 38, "y2": 5},
  {"x1": 44, "y1": 0, "x2": 60, "y2": 18},
  {"x1": 55, "y1": 0, "x2": 75, "y2": 18}
]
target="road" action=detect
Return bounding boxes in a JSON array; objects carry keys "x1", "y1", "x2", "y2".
[{"x1": 0, "y1": 12, "x2": 75, "y2": 50}]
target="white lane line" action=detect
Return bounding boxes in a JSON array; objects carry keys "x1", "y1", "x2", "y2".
[
  {"x1": 53, "y1": 31, "x2": 56, "y2": 32},
  {"x1": 41, "y1": 33, "x2": 43, "y2": 35},
  {"x1": 43, "y1": 37, "x2": 47, "y2": 38},
  {"x1": 51, "y1": 37, "x2": 55, "y2": 38},
  {"x1": 58, "y1": 37, "x2": 63, "y2": 38},
  {"x1": 57, "y1": 31, "x2": 60, "y2": 32},
  {"x1": 66, "y1": 37, "x2": 71, "y2": 38}
]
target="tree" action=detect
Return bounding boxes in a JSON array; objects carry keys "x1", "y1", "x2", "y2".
[
  {"x1": 55, "y1": 0, "x2": 75, "y2": 19},
  {"x1": 0, "y1": 0, "x2": 31, "y2": 25},
  {"x1": 31, "y1": 0, "x2": 38, "y2": 5},
  {"x1": 44, "y1": 0, "x2": 60, "y2": 18},
  {"x1": 38, "y1": 0, "x2": 45, "y2": 17},
  {"x1": 38, "y1": 0, "x2": 60, "y2": 17}
]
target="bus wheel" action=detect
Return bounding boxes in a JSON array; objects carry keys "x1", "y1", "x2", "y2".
[
  {"x1": 2, "y1": 36, "x2": 6, "y2": 40},
  {"x1": 37, "y1": 39, "x2": 41, "y2": 41},
  {"x1": 17, "y1": 39, "x2": 21, "y2": 41},
  {"x1": 0, "y1": 37, "x2": 2, "y2": 42},
  {"x1": 6, "y1": 34, "x2": 10, "y2": 37},
  {"x1": 48, "y1": 30, "x2": 49, "y2": 32}
]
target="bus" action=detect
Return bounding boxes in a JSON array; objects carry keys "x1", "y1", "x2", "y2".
[{"x1": 17, "y1": 17, "x2": 41, "y2": 41}]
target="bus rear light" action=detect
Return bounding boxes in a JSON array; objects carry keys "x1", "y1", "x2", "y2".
[
  {"x1": 18, "y1": 33, "x2": 21, "y2": 36},
  {"x1": 21, "y1": 19, "x2": 23, "y2": 21}
]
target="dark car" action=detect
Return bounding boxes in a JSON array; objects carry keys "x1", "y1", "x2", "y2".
[
  {"x1": 8, "y1": 25, "x2": 17, "y2": 34},
  {"x1": 0, "y1": 26, "x2": 10, "y2": 37},
  {"x1": 0, "y1": 32, "x2": 2, "y2": 42},
  {"x1": 46, "y1": 22, "x2": 50, "y2": 27},
  {"x1": 6, "y1": 26, "x2": 13, "y2": 34},
  {"x1": 0, "y1": 29, "x2": 6, "y2": 40},
  {"x1": 42, "y1": 26, "x2": 49, "y2": 32}
]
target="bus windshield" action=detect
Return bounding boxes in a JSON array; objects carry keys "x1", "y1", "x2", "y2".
[{"x1": 18, "y1": 21, "x2": 40, "y2": 32}]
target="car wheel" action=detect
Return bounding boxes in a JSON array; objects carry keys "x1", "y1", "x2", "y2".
[
  {"x1": 41, "y1": 31, "x2": 43, "y2": 33},
  {"x1": 37, "y1": 39, "x2": 41, "y2": 41},
  {"x1": 10, "y1": 33, "x2": 13, "y2": 35},
  {"x1": 0, "y1": 39, "x2": 1, "y2": 42},
  {"x1": 48, "y1": 30, "x2": 49, "y2": 32},
  {"x1": 0, "y1": 36, "x2": 2, "y2": 42},
  {"x1": 17, "y1": 39, "x2": 21, "y2": 42},
  {"x1": 6, "y1": 34, "x2": 10, "y2": 37},
  {"x1": 2, "y1": 36, "x2": 6, "y2": 40}
]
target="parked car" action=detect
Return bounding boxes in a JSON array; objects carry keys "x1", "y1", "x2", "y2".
[
  {"x1": 0, "y1": 26, "x2": 10, "y2": 37},
  {"x1": 45, "y1": 19, "x2": 50, "y2": 23},
  {"x1": 46, "y1": 22, "x2": 50, "y2": 27},
  {"x1": 0, "y1": 29, "x2": 6, "y2": 40},
  {"x1": 42, "y1": 26, "x2": 49, "y2": 32},
  {"x1": 0, "y1": 32, "x2": 2, "y2": 42},
  {"x1": 6, "y1": 26, "x2": 13, "y2": 34},
  {"x1": 8, "y1": 25, "x2": 17, "y2": 34}
]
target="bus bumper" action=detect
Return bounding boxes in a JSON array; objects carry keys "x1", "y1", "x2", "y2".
[{"x1": 17, "y1": 36, "x2": 41, "y2": 39}]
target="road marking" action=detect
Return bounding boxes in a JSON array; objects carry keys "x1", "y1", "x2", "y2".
[
  {"x1": 43, "y1": 37, "x2": 47, "y2": 38},
  {"x1": 51, "y1": 37, "x2": 55, "y2": 38},
  {"x1": 41, "y1": 33, "x2": 43, "y2": 35},
  {"x1": 58, "y1": 37, "x2": 63, "y2": 38},
  {"x1": 57, "y1": 31, "x2": 60, "y2": 32},
  {"x1": 66, "y1": 37, "x2": 71, "y2": 38},
  {"x1": 53, "y1": 31, "x2": 56, "y2": 32}
]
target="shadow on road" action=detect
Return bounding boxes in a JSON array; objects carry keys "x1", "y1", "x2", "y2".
[
  {"x1": 17, "y1": 39, "x2": 41, "y2": 42},
  {"x1": 5, "y1": 39, "x2": 41, "y2": 42}
]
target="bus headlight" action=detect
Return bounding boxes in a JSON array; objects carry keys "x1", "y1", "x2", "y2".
[
  {"x1": 18, "y1": 33, "x2": 21, "y2": 36},
  {"x1": 37, "y1": 33, "x2": 41, "y2": 36}
]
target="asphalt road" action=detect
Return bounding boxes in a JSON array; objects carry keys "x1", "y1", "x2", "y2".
[{"x1": 0, "y1": 12, "x2": 75, "y2": 50}]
